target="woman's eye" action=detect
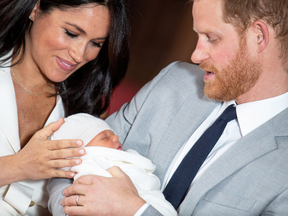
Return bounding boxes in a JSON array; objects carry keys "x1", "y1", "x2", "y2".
[
  {"x1": 92, "y1": 41, "x2": 102, "y2": 48},
  {"x1": 65, "y1": 29, "x2": 78, "y2": 38}
]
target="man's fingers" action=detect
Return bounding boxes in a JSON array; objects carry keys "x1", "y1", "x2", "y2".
[
  {"x1": 107, "y1": 166, "x2": 126, "y2": 178},
  {"x1": 64, "y1": 206, "x2": 84, "y2": 216},
  {"x1": 62, "y1": 195, "x2": 82, "y2": 206},
  {"x1": 62, "y1": 196, "x2": 86, "y2": 216},
  {"x1": 74, "y1": 175, "x2": 95, "y2": 185},
  {"x1": 63, "y1": 183, "x2": 87, "y2": 197}
]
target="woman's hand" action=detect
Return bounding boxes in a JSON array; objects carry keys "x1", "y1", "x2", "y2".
[
  {"x1": 0, "y1": 118, "x2": 85, "y2": 186},
  {"x1": 61, "y1": 166, "x2": 146, "y2": 216}
]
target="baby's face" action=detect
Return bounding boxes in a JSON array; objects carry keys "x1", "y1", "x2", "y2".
[{"x1": 87, "y1": 130, "x2": 123, "y2": 150}]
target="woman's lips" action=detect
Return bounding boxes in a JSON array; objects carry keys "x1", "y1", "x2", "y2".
[{"x1": 56, "y1": 57, "x2": 77, "y2": 72}]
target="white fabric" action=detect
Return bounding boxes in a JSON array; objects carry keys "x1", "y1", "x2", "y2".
[
  {"x1": 0, "y1": 56, "x2": 65, "y2": 215},
  {"x1": 68, "y1": 147, "x2": 177, "y2": 216}
]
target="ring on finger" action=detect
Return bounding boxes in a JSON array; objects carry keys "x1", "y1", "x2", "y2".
[{"x1": 76, "y1": 195, "x2": 80, "y2": 206}]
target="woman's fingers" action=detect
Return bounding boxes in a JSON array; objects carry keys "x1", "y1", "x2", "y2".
[
  {"x1": 15, "y1": 118, "x2": 87, "y2": 180},
  {"x1": 35, "y1": 118, "x2": 65, "y2": 140},
  {"x1": 49, "y1": 158, "x2": 82, "y2": 169},
  {"x1": 46, "y1": 138, "x2": 83, "y2": 150}
]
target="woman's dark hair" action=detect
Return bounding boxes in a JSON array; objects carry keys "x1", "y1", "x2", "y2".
[{"x1": 0, "y1": 0, "x2": 130, "y2": 117}]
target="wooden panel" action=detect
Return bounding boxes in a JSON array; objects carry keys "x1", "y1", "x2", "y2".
[{"x1": 126, "y1": 0, "x2": 198, "y2": 86}]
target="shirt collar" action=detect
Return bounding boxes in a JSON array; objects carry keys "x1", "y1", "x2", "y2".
[{"x1": 235, "y1": 92, "x2": 288, "y2": 137}]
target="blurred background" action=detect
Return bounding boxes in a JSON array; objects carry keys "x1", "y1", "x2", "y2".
[{"x1": 108, "y1": 0, "x2": 198, "y2": 114}]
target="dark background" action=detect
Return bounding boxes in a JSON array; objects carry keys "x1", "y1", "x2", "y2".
[{"x1": 108, "y1": 0, "x2": 198, "y2": 114}]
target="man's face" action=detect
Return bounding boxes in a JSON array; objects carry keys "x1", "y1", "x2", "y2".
[{"x1": 191, "y1": 0, "x2": 261, "y2": 102}]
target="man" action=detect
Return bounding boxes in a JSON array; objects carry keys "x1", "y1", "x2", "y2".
[{"x1": 49, "y1": 0, "x2": 288, "y2": 215}]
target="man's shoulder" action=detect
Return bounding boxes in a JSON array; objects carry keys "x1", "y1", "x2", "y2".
[
  {"x1": 145, "y1": 61, "x2": 206, "y2": 101},
  {"x1": 157, "y1": 61, "x2": 204, "y2": 82}
]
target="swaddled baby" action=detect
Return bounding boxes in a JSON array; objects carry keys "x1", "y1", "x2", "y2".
[{"x1": 51, "y1": 113, "x2": 177, "y2": 216}]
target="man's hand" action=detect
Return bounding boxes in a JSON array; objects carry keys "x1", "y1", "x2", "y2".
[{"x1": 61, "y1": 166, "x2": 146, "y2": 216}]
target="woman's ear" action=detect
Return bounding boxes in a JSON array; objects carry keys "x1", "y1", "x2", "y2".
[
  {"x1": 29, "y1": 1, "x2": 40, "y2": 21},
  {"x1": 252, "y1": 20, "x2": 269, "y2": 53}
]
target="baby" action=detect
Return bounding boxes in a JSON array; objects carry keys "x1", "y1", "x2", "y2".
[{"x1": 50, "y1": 113, "x2": 176, "y2": 216}]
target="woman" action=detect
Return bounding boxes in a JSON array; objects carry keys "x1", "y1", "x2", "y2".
[{"x1": 0, "y1": 0, "x2": 130, "y2": 215}]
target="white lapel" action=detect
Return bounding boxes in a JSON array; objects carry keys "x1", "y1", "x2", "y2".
[
  {"x1": 0, "y1": 66, "x2": 20, "y2": 153},
  {"x1": 45, "y1": 95, "x2": 65, "y2": 127},
  {"x1": 0, "y1": 65, "x2": 65, "y2": 154}
]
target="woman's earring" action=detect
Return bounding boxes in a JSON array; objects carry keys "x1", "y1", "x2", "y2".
[{"x1": 29, "y1": 16, "x2": 32, "y2": 20}]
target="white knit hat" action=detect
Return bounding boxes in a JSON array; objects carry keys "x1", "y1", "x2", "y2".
[{"x1": 51, "y1": 113, "x2": 113, "y2": 146}]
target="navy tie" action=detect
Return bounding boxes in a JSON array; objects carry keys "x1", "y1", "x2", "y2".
[{"x1": 163, "y1": 104, "x2": 237, "y2": 209}]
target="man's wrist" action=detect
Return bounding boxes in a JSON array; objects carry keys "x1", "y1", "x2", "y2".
[
  {"x1": 129, "y1": 197, "x2": 146, "y2": 215},
  {"x1": 134, "y1": 203, "x2": 150, "y2": 216}
]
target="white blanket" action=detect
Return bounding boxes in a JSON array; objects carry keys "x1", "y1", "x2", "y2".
[{"x1": 68, "y1": 147, "x2": 177, "y2": 216}]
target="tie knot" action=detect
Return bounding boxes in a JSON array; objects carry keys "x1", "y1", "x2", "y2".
[{"x1": 219, "y1": 104, "x2": 237, "y2": 122}]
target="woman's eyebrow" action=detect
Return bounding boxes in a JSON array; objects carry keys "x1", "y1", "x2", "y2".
[
  {"x1": 66, "y1": 22, "x2": 86, "y2": 34},
  {"x1": 65, "y1": 22, "x2": 108, "y2": 40}
]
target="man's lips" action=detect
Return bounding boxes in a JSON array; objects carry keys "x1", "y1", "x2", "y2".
[
  {"x1": 56, "y1": 57, "x2": 78, "y2": 71},
  {"x1": 204, "y1": 70, "x2": 215, "y2": 81}
]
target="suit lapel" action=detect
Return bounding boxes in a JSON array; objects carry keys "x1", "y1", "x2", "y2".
[
  {"x1": 0, "y1": 66, "x2": 21, "y2": 153},
  {"x1": 180, "y1": 107, "x2": 288, "y2": 214},
  {"x1": 152, "y1": 93, "x2": 218, "y2": 181}
]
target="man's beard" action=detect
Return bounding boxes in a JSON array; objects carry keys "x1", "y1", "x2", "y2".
[{"x1": 200, "y1": 36, "x2": 262, "y2": 102}]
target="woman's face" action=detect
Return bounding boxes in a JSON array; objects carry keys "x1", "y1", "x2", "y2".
[{"x1": 26, "y1": 3, "x2": 110, "y2": 82}]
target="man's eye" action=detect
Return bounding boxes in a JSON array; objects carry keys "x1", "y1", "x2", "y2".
[
  {"x1": 65, "y1": 29, "x2": 78, "y2": 38},
  {"x1": 206, "y1": 35, "x2": 217, "y2": 43}
]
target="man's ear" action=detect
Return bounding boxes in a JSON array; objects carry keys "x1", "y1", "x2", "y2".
[
  {"x1": 29, "y1": 1, "x2": 40, "y2": 21},
  {"x1": 252, "y1": 20, "x2": 269, "y2": 53}
]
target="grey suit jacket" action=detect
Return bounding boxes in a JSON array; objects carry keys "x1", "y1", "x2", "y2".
[{"x1": 48, "y1": 62, "x2": 288, "y2": 215}]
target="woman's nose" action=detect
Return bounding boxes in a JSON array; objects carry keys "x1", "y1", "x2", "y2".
[{"x1": 69, "y1": 41, "x2": 86, "y2": 63}]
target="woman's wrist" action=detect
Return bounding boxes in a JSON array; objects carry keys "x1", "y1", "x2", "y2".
[{"x1": 0, "y1": 154, "x2": 24, "y2": 186}]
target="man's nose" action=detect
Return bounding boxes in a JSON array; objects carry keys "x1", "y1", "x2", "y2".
[{"x1": 191, "y1": 40, "x2": 209, "y2": 64}]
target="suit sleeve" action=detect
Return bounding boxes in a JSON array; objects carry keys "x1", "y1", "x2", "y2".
[
  {"x1": 47, "y1": 178, "x2": 73, "y2": 215},
  {"x1": 106, "y1": 61, "x2": 180, "y2": 144}
]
